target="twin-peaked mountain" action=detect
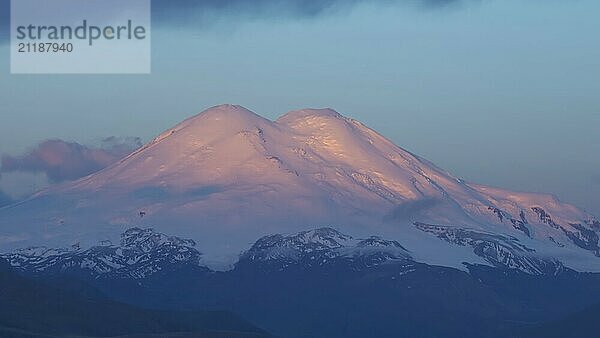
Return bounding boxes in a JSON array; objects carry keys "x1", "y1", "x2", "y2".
[{"x1": 0, "y1": 104, "x2": 598, "y2": 272}]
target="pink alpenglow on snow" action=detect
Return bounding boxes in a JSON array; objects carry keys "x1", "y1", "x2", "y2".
[{"x1": 0, "y1": 105, "x2": 597, "y2": 271}]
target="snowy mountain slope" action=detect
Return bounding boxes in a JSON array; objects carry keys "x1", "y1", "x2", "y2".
[
  {"x1": 2, "y1": 227, "x2": 415, "y2": 278},
  {"x1": 3, "y1": 226, "x2": 555, "y2": 278},
  {"x1": 2, "y1": 227, "x2": 205, "y2": 279},
  {"x1": 0, "y1": 104, "x2": 597, "y2": 271},
  {"x1": 238, "y1": 227, "x2": 412, "y2": 271}
]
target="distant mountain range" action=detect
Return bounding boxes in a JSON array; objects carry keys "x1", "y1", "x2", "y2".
[{"x1": 0, "y1": 226, "x2": 569, "y2": 278}]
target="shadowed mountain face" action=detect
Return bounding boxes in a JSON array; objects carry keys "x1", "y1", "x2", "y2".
[
  {"x1": 0, "y1": 259, "x2": 272, "y2": 338},
  {"x1": 522, "y1": 301, "x2": 600, "y2": 338},
  {"x1": 0, "y1": 104, "x2": 597, "y2": 272}
]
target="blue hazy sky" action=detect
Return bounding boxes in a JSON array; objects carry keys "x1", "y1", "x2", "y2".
[{"x1": 0, "y1": 0, "x2": 599, "y2": 215}]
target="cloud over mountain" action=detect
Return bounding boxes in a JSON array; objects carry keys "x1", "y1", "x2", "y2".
[{"x1": 0, "y1": 137, "x2": 141, "y2": 183}]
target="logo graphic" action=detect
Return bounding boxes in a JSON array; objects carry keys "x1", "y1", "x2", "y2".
[{"x1": 11, "y1": 0, "x2": 151, "y2": 74}]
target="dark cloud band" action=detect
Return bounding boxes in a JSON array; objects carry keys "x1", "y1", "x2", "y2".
[
  {"x1": 152, "y1": 0, "x2": 462, "y2": 23},
  {"x1": 0, "y1": 0, "x2": 463, "y2": 43}
]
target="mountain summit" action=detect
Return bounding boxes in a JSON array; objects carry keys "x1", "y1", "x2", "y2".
[{"x1": 0, "y1": 105, "x2": 598, "y2": 270}]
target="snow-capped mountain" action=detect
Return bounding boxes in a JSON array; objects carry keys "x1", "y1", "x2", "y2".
[
  {"x1": 238, "y1": 227, "x2": 411, "y2": 271},
  {"x1": 0, "y1": 104, "x2": 598, "y2": 272},
  {"x1": 413, "y1": 222, "x2": 564, "y2": 275},
  {"x1": 2, "y1": 227, "x2": 414, "y2": 278},
  {"x1": 3, "y1": 225, "x2": 565, "y2": 278},
  {"x1": 2, "y1": 228, "x2": 205, "y2": 279}
]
